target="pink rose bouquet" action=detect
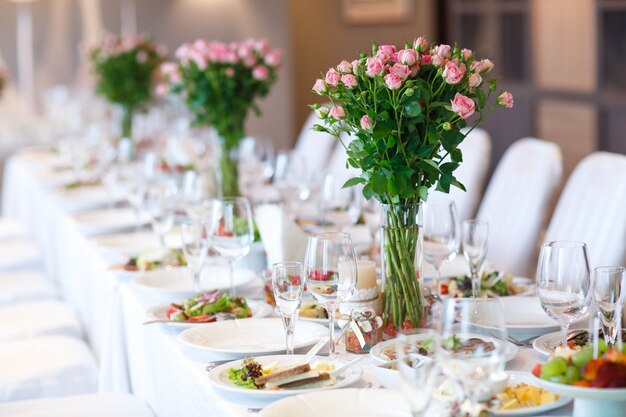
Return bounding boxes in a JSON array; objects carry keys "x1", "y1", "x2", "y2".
[{"x1": 162, "y1": 38, "x2": 281, "y2": 196}]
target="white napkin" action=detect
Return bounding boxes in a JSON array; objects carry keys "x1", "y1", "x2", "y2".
[{"x1": 255, "y1": 204, "x2": 308, "y2": 265}]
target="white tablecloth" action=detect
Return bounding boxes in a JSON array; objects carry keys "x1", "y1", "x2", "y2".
[{"x1": 1, "y1": 149, "x2": 573, "y2": 417}]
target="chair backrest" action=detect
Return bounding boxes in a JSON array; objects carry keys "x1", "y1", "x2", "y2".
[
  {"x1": 476, "y1": 138, "x2": 562, "y2": 276},
  {"x1": 545, "y1": 151, "x2": 626, "y2": 268},
  {"x1": 294, "y1": 110, "x2": 338, "y2": 172},
  {"x1": 432, "y1": 128, "x2": 492, "y2": 222}
]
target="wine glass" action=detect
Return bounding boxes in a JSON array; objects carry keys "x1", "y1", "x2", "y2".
[
  {"x1": 438, "y1": 297, "x2": 508, "y2": 411},
  {"x1": 423, "y1": 200, "x2": 460, "y2": 295},
  {"x1": 592, "y1": 266, "x2": 625, "y2": 348},
  {"x1": 180, "y1": 220, "x2": 209, "y2": 293},
  {"x1": 272, "y1": 261, "x2": 306, "y2": 355},
  {"x1": 206, "y1": 197, "x2": 254, "y2": 297},
  {"x1": 396, "y1": 329, "x2": 440, "y2": 417},
  {"x1": 274, "y1": 151, "x2": 311, "y2": 217},
  {"x1": 462, "y1": 220, "x2": 489, "y2": 298},
  {"x1": 303, "y1": 232, "x2": 357, "y2": 356},
  {"x1": 536, "y1": 241, "x2": 592, "y2": 351},
  {"x1": 146, "y1": 180, "x2": 177, "y2": 248},
  {"x1": 319, "y1": 174, "x2": 362, "y2": 229}
]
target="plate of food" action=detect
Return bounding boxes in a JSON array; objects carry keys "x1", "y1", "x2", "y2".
[
  {"x1": 208, "y1": 354, "x2": 362, "y2": 406},
  {"x1": 110, "y1": 248, "x2": 187, "y2": 276},
  {"x1": 177, "y1": 318, "x2": 328, "y2": 358},
  {"x1": 145, "y1": 290, "x2": 273, "y2": 326},
  {"x1": 500, "y1": 296, "x2": 563, "y2": 337},
  {"x1": 533, "y1": 330, "x2": 626, "y2": 357},
  {"x1": 440, "y1": 271, "x2": 534, "y2": 298}
]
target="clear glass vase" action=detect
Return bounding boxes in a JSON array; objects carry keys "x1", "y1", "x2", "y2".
[
  {"x1": 219, "y1": 148, "x2": 240, "y2": 197},
  {"x1": 380, "y1": 202, "x2": 424, "y2": 338}
]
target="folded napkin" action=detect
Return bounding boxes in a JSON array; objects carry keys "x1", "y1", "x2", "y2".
[{"x1": 255, "y1": 204, "x2": 308, "y2": 265}]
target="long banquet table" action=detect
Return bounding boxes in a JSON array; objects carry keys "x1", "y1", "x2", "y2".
[{"x1": 1, "y1": 148, "x2": 573, "y2": 417}]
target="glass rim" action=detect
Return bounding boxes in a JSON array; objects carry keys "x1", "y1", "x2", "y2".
[
  {"x1": 594, "y1": 266, "x2": 626, "y2": 274},
  {"x1": 542, "y1": 240, "x2": 587, "y2": 249},
  {"x1": 272, "y1": 261, "x2": 303, "y2": 268},
  {"x1": 308, "y1": 231, "x2": 352, "y2": 241}
]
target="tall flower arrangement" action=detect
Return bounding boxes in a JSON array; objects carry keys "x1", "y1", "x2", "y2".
[
  {"x1": 87, "y1": 34, "x2": 167, "y2": 139},
  {"x1": 161, "y1": 38, "x2": 281, "y2": 197},
  {"x1": 311, "y1": 37, "x2": 513, "y2": 334}
]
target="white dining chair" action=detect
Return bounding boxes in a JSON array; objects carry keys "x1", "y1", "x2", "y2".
[
  {"x1": 294, "y1": 109, "x2": 338, "y2": 172},
  {"x1": 476, "y1": 138, "x2": 563, "y2": 277},
  {"x1": 0, "y1": 270, "x2": 57, "y2": 305},
  {"x1": 0, "y1": 335, "x2": 98, "y2": 402},
  {"x1": 0, "y1": 394, "x2": 155, "y2": 417},
  {"x1": 544, "y1": 151, "x2": 626, "y2": 267},
  {"x1": 0, "y1": 300, "x2": 83, "y2": 342}
]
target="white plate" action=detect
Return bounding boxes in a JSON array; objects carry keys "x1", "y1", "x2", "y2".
[
  {"x1": 533, "y1": 331, "x2": 564, "y2": 356},
  {"x1": 208, "y1": 354, "x2": 362, "y2": 406},
  {"x1": 501, "y1": 296, "x2": 561, "y2": 336},
  {"x1": 492, "y1": 371, "x2": 571, "y2": 416},
  {"x1": 131, "y1": 266, "x2": 257, "y2": 297},
  {"x1": 92, "y1": 231, "x2": 181, "y2": 257},
  {"x1": 146, "y1": 299, "x2": 273, "y2": 326},
  {"x1": 261, "y1": 388, "x2": 411, "y2": 417},
  {"x1": 370, "y1": 333, "x2": 519, "y2": 364},
  {"x1": 532, "y1": 373, "x2": 626, "y2": 401},
  {"x1": 72, "y1": 208, "x2": 150, "y2": 235},
  {"x1": 177, "y1": 318, "x2": 327, "y2": 357}
]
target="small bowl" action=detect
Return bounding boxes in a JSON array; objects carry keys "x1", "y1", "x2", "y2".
[{"x1": 372, "y1": 361, "x2": 401, "y2": 390}]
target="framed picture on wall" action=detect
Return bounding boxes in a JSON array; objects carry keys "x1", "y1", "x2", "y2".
[{"x1": 342, "y1": 0, "x2": 413, "y2": 25}]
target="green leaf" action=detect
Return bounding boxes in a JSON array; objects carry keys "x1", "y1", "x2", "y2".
[
  {"x1": 418, "y1": 159, "x2": 441, "y2": 175},
  {"x1": 416, "y1": 144, "x2": 435, "y2": 159},
  {"x1": 362, "y1": 183, "x2": 374, "y2": 200},
  {"x1": 404, "y1": 100, "x2": 422, "y2": 118},
  {"x1": 417, "y1": 185, "x2": 429, "y2": 201},
  {"x1": 342, "y1": 177, "x2": 366, "y2": 188},
  {"x1": 371, "y1": 171, "x2": 387, "y2": 194},
  {"x1": 451, "y1": 177, "x2": 466, "y2": 192}
]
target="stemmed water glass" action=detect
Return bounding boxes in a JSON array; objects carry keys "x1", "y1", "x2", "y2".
[
  {"x1": 423, "y1": 200, "x2": 460, "y2": 295},
  {"x1": 181, "y1": 221, "x2": 210, "y2": 293},
  {"x1": 536, "y1": 241, "x2": 592, "y2": 350},
  {"x1": 462, "y1": 220, "x2": 489, "y2": 297},
  {"x1": 319, "y1": 174, "x2": 362, "y2": 229},
  {"x1": 592, "y1": 266, "x2": 625, "y2": 348},
  {"x1": 146, "y1": 180, "x2": 177, "y2": 248},
  {"x1": 206, "y1": 197, "x2": 254, "y2": 297},
  {"x1": 272, "y1": 261, "x2": 306, "y2": 355}
]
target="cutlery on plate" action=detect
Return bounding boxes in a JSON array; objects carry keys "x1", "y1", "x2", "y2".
[
  {"x1": 328, "y1": 357, "x2": 364, "y2": 378},
  {"x1": 301, "y1": 336, "x2": 330, "y2": 364},
  {"x1": 205, "y1": 359, "x2": 237, "y2": 371},
  {"x1": 506, "y1": 334, "x2": 539, "y2": 347},
  {"x1": 142, "y1": 312, "x2": 236, "y2": 325}
]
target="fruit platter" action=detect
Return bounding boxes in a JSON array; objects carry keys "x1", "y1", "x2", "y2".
[{"x1": 439, "y1": 271, "x2": 534, "y2": 298}]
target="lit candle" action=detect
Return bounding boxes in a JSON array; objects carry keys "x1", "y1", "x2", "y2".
[{"x1": 356, "y1": 259, "x2": 377, "y2": 290}]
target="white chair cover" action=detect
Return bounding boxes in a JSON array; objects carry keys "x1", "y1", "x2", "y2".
[
  {"x1": 0, "y1": 300, "x2": 82, "y2": 342},
  {"x1": 0, "y1": 240, "x2": 41, "y2": 271},
  {"x1": 0, "y1": 394, "x2": 154, "y2": 417},
  {"x1": 294, "y1": 110, "x2": 338, "y2": 172},
  {"x1": 545, "y1": 152, "x2": 626, "y2": 267},
  {"x1": 254, "y1": 204, "x2": 308, "y2": 265},
  {"x1": 476, "y1": 138, "x2": 563, "y2": 276},
  {"x1": 0, "y1": 270, "x2": 57, "y2": 305},
  {"x1": 0, "y1": 335, "x2": 97, "y2": 402}
]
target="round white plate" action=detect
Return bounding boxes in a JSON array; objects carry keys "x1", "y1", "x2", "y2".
[
  {"x1": 260, "y1": 388, "x2": 411, "y2": 417},
  {"x1": 72, "y1": 208, "x2": 150, "y2": 235},
  {"x1": 146, "y1": 299, "x2": 273, "y2": 326},
  {"x1": 533, "y1": 331, "x2": 565, "y2": 356},
  {"x1": 532, "y1": 373, "x2": 626, "y2": 400},
  {"x1": 501, "y1": 296, "x2": 561, "y2": 336},
  {"x1": 131, "y1": 266, "x2": 257, "y2": 297},
  {"x1": 492, "y1": 371, "x2": 571, "y2": 416},
  {"x1": 177, "y1": 318, "x2": 327, "y2": 357},
  {"x1": 208, "y1": 354, "x2": 362, "y2": 405}
]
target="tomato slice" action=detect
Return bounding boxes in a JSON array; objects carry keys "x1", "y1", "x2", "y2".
[
  {"x1": 531, "y1": 363, "x2": 542, "y2": 378},
  {"x1": 187, "y1": 315, "x2": 215, "y2": 322}
]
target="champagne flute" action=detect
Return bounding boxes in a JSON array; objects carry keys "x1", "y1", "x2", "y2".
[
  {"x1": 272, "y1": 261, "x2": 306, "y2": 355},
  {"x1": 423, "y1": 200, "x2": 460, "y2": 295},
  {"x1": 181, "y1": 221, "x2": 209, "y2": 293},
  {"x1": 206, "y1": 197, "x2": 254, "y2": 297},
  {"x1": 593, "y1": 266, "x2": 625, "y2": 348},
  {"x1": 536, "y1": 241, "x2": 592, "y2": 350},
  {"x1": 303, "y1": 232, "x2": 357, "y2": 356},
  {"x1": 462, "y1": 220, "x2": 489, "y2": 298}
]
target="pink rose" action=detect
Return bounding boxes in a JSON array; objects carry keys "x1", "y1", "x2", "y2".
[
  {"x1": 413, "y1": 37, "x2": 427, "y2": 52},
  {"x1": 468, "y1": 73, "x2": 482, "y2": 88},
  {"x1": 312, "y1": 79, "x2": 326, "y2": 94},
  {"x1": 265, "y1": 49, "x2": 282, "y2": 66},
  {"x1": 442, "y1": 61, "x2": 466, "y2": 84},
  {"x1": 316, "y1": 105, "x2": 330, "y2": 118},
  {"x1": 433, "y1": 44, "x2": 451, "y2": 58},
  {"x1": 384, "y1": 73, "x2": 403, "y2": 90},
  {"x1": 461, "y1": 48, "x2": 473, "y2": 60},
  {"x1": 431, "y1": 54, "x2": 445, "y2": 67},
  {"x1": 390, "y1": 63, "x2": 411, "y2": 80},
  {"x1": 450, "y1": 93, "x2": 475, "y2": 120},
  {"x1": 351, "y1": 59, "x2": 360, "y2": 74},
  {"x1": 225, "y1": 67, "x2": 235, "y2": 77},
  {"x1": 254, "y1": 38, "x2": 270, "y2": 54},
  {"x1": 252, "y1": 65, "x2": 269, "y2": 80},
  {"x1": 330, "y1": 106, "x2": 345, "y2": 120},
  {"x1": 379, "y1": 44, "x2": 396, "y2": 58},
  {"x1": 497, "y1": 91, "x2": 514, "y2": 108},
  {"x1": 337, "y1": 60, "x2": 352, "y2": 74},
  {"x1": 471, "y1": 59, "x2": 494, "y2": 73},
  {"x1": 409, "y1": 63, "x2": 420, "y2": 77},
  {"x1": 243, "y1": 55, "x2": 257, "y2": 68},
  {"x1": 420, "y1": 54, "x2": 432, "y2": 65},
  {"x1": 155, "y1": 83, "x2": 169, "y2": 96},
  {"x1": 341, "y1": 74, "x2": 357, "y2": 88},
  {"x1": 397, "y1": 49, "x2": 419, "y2": 66},
  {"x1": 325, "y1": 68, "x2": 341, "y2": 87},
  {"x1": 365, "y1": 57, "x2": 385, "y2": 77},
  {"x1": 360, "y1": 115, "x2": 373, "y2": 130}
]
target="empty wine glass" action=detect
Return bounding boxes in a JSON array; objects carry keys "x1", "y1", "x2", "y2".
[
  {"x1": 462, "y1": 220, "x2": 489, "y2": 298},
  {"x1": 537, "y1": 241, "x2": 592, "y2": 351},
  {"x1": 146, "y1": 180, "x2": 177, "y2": 248},
  {"x1": 181, "y1": 221, "x2": 209, "y2": 293},
  {"x1": 423, "y1": 200, "x2": 460, "y2": 295},
  {"x1": 206, "y1": 197, "x2": 254, "y2": 297},
  {"x1": 593, "y1": 266, "x2": 625, "y2": 348},
  {"x1": 303, "y1": 232, "x2": 357, "y2": 356},
  {"x1": 319, "y1": 174, "x2": 362, "y2": 229},
  {"x1": 272, "y1": 261, "x2": 306, "y2": 355}
]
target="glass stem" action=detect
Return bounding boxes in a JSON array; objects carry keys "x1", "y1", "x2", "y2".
[
  {"x1": 229, "y1": 259, "x2": 236, "y2": 297},
  {"x1": 327, "y1": 304, "x2": 337, "y2": 355},
  {"x1": 282, "y1": 313, "x2": 295, "y2": 355},
  {"x1": 434, "y1": 266, "x2": 442, "y2": 295},
  {"x1": 561, "y1": 321, "x2": 570, "y2": 351},
  {"x1": 471, "y1": 269, "x2": 481, "y2": 298},
  {"x1": 192, "y1": 270, "x2": 200, "y2": 293}
]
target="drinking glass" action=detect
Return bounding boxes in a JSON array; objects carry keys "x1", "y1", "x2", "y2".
[
  {"x1": 303, "y1": 232, "x2": 357, "y2": 356},
  {"x1": 462, "y1": 220, "x2": 489, "y2": 297},
  {"x1": 396, "y1": 329, "x2": 440, "y2": 417},
  {"x1": 272, "y1": 261, "x2": 306, "y2": 355},
  {"x1": 206, "y1": 197, "x2": 254, "y2": 297},
  {"x1": 438, "y1": 297, "x2": 508, "y2": 410},
  {"x1": 423, "y1": 200, "x2": 460, "y2": 295},
  {"x1": 274, "y1": 151, "x2": 311, "y2": 216},
  {"x1": 146, "y1": 180, "x2": 177, "y2": 248},
  {"x1": 593, "y1": 266, "x2": 625, "y2": 348},
  {"x1": 536, "y1": 241, "x2": 592, "y2": 350},
  {"x1": 319, "y1": 174, "x2": 362, "y2": 229},
  {"x1": 181, "y1": 221, "x2": 209, "y2": 292}
]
